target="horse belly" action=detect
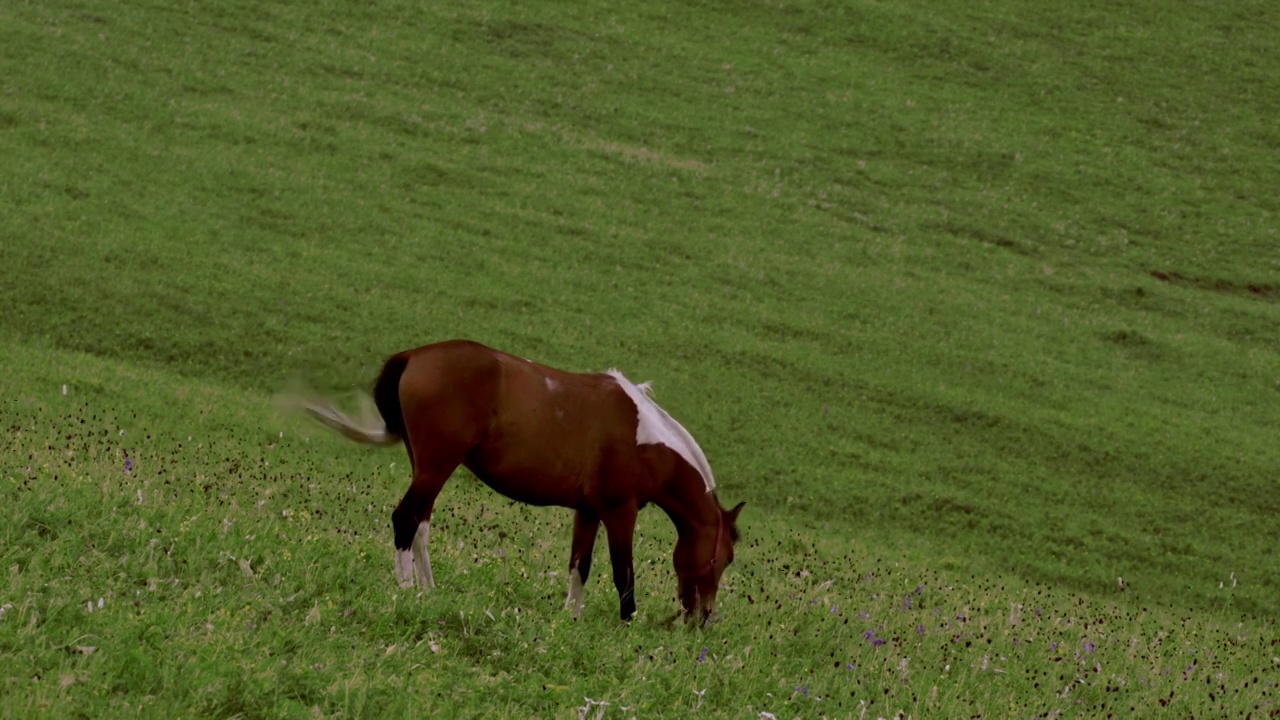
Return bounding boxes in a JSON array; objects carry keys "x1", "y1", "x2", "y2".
[
  {"x1": 468, "y1": 461, "x2": 590, "y2": 508},
  {"x1": 466, "y1": 420, "x2": 600, "y2": 508}
]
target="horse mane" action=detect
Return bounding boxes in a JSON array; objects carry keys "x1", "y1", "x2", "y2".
[{"x1": 606, "y1": 370, "x2": 716, "y2": 493}]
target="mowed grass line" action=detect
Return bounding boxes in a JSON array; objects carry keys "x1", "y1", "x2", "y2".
[{"x1": 2, "y1": 344, "x2": 1278, "y2": 717}]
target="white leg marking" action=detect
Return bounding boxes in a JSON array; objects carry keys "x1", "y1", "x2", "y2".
[
  {"x1": 412, "y1": 521, "x2": 435, "y2": 589},
  {"x1": 564, "y1": 567, "x2": 585, "y2": 618},
  {"x1": 395, "y1": 548, "x2": 414, "y2": 588}
]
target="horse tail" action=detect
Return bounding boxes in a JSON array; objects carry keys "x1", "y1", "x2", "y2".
[
  {"x1": 291, "y1": 353, "x2": 410, "y2": 447},
  {"x1": 372, "y1": 352, "x2": 410, "y2": 439}
]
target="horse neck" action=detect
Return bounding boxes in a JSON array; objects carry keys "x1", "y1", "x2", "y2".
[{"x1": 654, "y1": 471, "x2": 721, "y2": 542}]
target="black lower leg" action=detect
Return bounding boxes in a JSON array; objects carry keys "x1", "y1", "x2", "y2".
[{"x1": 614, "y1": 565, "x2": 636, "y2": 621}]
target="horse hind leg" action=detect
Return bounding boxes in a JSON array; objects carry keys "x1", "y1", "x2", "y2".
[
  {"x1": 391, "y1": 460, "x2": 457, "y2": 590},
  {"x1": 565, "y1": 508, "x2": 600, "y2": 619}
]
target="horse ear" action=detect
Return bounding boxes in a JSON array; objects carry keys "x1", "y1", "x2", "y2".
[{"x1": 727, "y1": 501, "x2": 745, "y2": 524}]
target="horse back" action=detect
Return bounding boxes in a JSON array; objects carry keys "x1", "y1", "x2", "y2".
[{"x1": 395, "y1": 341, "x2": 642, "y2": 507}]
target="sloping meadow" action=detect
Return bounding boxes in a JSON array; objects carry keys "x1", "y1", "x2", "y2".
[
  {"x1": 3, "y1": 344, "x2": 1278, "y2": 717},
  {"x1": 3, "y1": 0, "x2": 1279, "y2": 715}
]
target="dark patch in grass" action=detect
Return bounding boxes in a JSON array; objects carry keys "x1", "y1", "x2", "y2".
[
  {"x1": 1150, "y1": 270, "x2": 1280, "y2": 302},
  {"x1": 756, "y1": 318, "x2": 836, "y2": 346},
  {"x1": 1101, "y1": 328, "x2": 1153, "y2": 347},
  {"x1": 931, "y1": 218, "x2": 1038, "y2": 256},
  {"x1": 1100, "y1": 328, "x2": 1164, "y2": 362},
  {"x1": 470, "y1": 20, "x2": 590, "y2": 62}
]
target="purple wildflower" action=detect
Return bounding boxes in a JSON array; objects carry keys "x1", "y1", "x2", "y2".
[
  {"x1": 915, "y1": 624, "x2": 925, "y2": 636},
  {"x1": 698, "y1": 646, "x2": 708, "y2": 663},
  {"x1": 1049, "y1": 641, "x2": 1058, "y2": 651},
  {"x1": 902, "y1": 594, "x2": 912, "y2": 611},
  {"x1": 845, "y1": 663, "x2": 855, "y2": 671},
  {"x1": 124, "y1": 456, "x2": 133, "y2": 474},
  {"x1": 1082, "y1": 639, "x2": 1097, "y2": 653},
  {"x1": 831, "y1": 605, "x2": 838, "y2": 614},
  {"x1": 873, "y1": 637, "x2": 885, "y2": 647},
  {"x1": 796, "y1": 685, "x2": 808, "y2": 698}
]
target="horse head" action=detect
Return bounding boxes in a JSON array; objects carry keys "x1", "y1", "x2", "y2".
[{"x1": 676, "y1": 500, "x2": 745, "y2": 621}]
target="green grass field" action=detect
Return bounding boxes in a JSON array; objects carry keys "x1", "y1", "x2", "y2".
[{"x1": 3, "y1": 0, "x2": 1279, "y2": 716}]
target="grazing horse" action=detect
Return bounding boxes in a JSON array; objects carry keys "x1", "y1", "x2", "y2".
[{"x1": 296, "y1": 339, "x2": 743, "y2": 622}]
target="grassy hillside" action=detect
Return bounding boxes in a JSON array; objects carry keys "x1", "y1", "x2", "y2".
[
  {"x1": 2, "y1": 0, "x2": 1278, "y2": 715},
  {"x1": 3, "y1": 343, "x2": 1277, "y2": 717}
]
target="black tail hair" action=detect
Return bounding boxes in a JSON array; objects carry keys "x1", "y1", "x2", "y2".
[{"x1": 372, "y1": 352, "x2": 410, "y2": 439}]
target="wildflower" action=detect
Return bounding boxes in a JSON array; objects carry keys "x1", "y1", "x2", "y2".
[
  {"x1": 124, "y1": 454, "x2": 133, "y2": 474},
  {"x1": 693, "y1": 688, "x2": 707, "y2": 710},
  {"x1": 1082, "y1": 639, "x2": 1097, "y2": 653},
  {"x1": 916, "y1": 624, "x2": 926, "y2": 636},
  {"x1": 698, "y1": 646, "x2": 708, "y2": 663},
  {"x1": 577, "y1": 697, "x2": 609, "y2": 720},
  {"x1": 1049, "y1": 641, "x2": 1058, "y2": 651},
  {"x1": 795, "y1": 684, "x2": 808, "y2": 698}
]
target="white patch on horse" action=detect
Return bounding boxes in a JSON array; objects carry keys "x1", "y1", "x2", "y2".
[
  {"x1": 545, "y1": 376, "x2": 561, "y2": 393},
  {"x1": 564, "y1": 566, "x2": 585, "y2": 618},
  {"x1": 606, "y1": 370, "x2": 715, "y2": 493},
  {"x1": 395, "y1": 548, "x2": 413, "y2": 588},
  {"x1": 396, "y1": 522, "x2": 434, "y2": 589},
  {"x1": 412, "y1": 521, "x2": 435, "y2": 589}
]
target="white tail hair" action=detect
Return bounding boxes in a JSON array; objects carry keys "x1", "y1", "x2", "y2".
[{"x1": 280, "y1": 391, "x2": 401, "y2": 447}]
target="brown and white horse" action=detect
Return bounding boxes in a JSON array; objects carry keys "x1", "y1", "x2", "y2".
[{"x1": 295, "y1": 339, "x2": 743, "y2": 622}]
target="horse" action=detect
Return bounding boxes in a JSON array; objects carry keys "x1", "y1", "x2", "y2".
[{"x1": 294, "y1": 339, "x2": 743, "y2": 622}]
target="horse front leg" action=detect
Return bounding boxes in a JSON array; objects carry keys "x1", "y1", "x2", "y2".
[
  {"x1": 565, "y1": 507, "x2": 600, "y2": 619},
  {"x1": 391, "y1": 464, "x2": 456, "y2": 590},
  {"x1": 602, "y1": 504, "x2": 638, "y2": 621}
]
